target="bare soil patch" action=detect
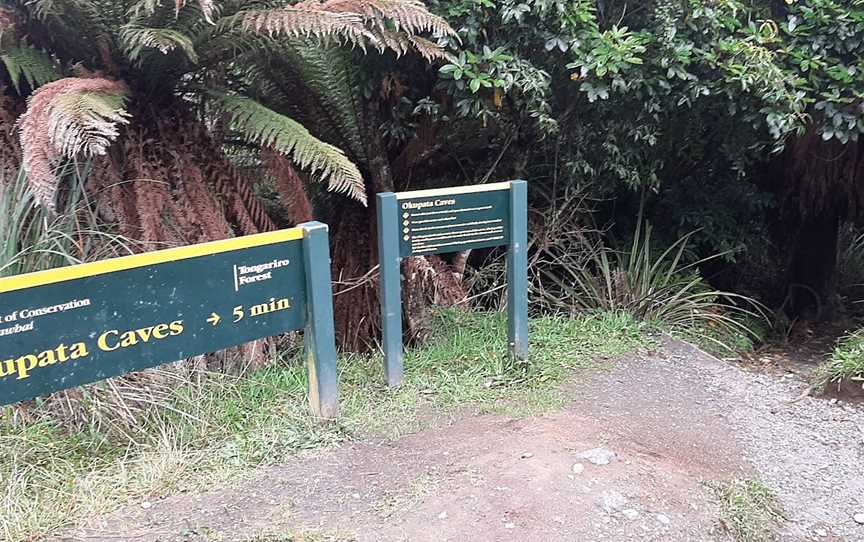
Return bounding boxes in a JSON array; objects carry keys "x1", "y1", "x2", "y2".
[{"x1": 58, "y1": 339, "x2": 864, "y2": 542}]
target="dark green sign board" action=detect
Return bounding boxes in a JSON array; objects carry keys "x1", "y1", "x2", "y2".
[
  {"x1": 377, "y1": 181, "x2": 528, "y2": 387},
  {"x1": 397, "y1": 188, "x2": 511, "y2": 257},
  {"x1": 0, "y1": 222, "x2": 339, "y2": 418}
]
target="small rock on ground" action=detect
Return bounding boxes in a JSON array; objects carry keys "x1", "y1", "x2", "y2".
[{"x1": 576, "y1": 447, "x2": 617, "y2": 466}]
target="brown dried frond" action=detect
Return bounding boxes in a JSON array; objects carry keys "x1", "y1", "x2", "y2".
[
  {"x1": 313, "y1": 0, "x2": 456, "y2": 38},
  {"x1": 178, "y1": 166, "x2": 233, "y2": 240},
  {"x1": 18, "y1": 77, "x2": 130, "y2": 209},
  {"x1": 265, "y1": 149, "x2": 314, "y2": 224},
  {"x1": 216, "y1": 169, "x2": 277, "y2": 235},
  {"x1": 0, "y1": 7, "x2": 18, "y2": 39},
  {"x1": 238, "y1": 7, "x2": 370, "y2": 45},
  {"x1": 132, "y1": 177, "x2": 173, "y2": 244},
  {"x1": 373, "y1": 29, "x2": 449, "y2": 60}
]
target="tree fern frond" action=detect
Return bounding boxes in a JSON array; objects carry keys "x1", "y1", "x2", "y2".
[
  {"x1": 214, "y1": 93, "x2": 367, "y2": 205},
  {"x1": 314, "y1": 0, "x2": 456, "y2": 38},
  {"x1": 279, "y1": 45, "x2": 368, "y2": 161},
  {"x1": 120, "y1": 25, "x2": 199, "y2": 64},
  {"x1": 228, "y1": 0, "x2": 455, "y2": 58},
  {"x1": 373, "y1": 29, "x2": 450, "y2": 61},
  {"x1": 48, "y1": 93, "x2": 130, "y2": 157},
  {"x1": 19, "y1": 77, "x2": 130, "y2": 208},
  {"x1": 28, "y1": 0, "x2": 101, "y2": 22},
  {"x1": 0, "y1": 46, "x2": 61, "y2": 93},
  {"x1": 175, "y1": 0, "x2": 218, "y2": 23},
  {"x1": 228, "y1": 8, "x2": 371, "y2": 47}
]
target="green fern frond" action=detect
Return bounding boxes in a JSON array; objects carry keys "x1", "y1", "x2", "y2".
[
  {"x1": 120, "y1": 25, "x2": 199, "y2": 63},
  {"x1": 0, "y1": 46, "x2": 61, "y2": 93},
  {"x1": 280, "y1": 45, "x2": 368, "y2": 161},
  {"x1": 48, "y1": 93, "x2": 131, "y2": 158},
  {"x1": 215, "y1": 94, "x2": 367, "y2": 204}
]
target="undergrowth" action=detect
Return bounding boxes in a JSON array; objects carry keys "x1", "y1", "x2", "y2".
[
  {"x1": 0, "y1": 308, "x2": 648, "y2": 541},
  {"x1": 813, "y1": 328, "x2": 864, "y2": 391}
]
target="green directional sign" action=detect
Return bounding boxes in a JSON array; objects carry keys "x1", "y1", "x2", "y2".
[
  {"x1": 377, "y1": 181, "x2": 528, "y2": 387},
  {"x1": 0, "y1": 222, "x2": 339, "y2": 418}
]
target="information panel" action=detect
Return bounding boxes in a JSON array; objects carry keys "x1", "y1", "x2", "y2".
[
  {"x1": 377, "y1": 181, "x2": 528, "y2": 388},
  {"x1": 0, "y1": 223, "x2": 339, "y2": 418},
  {"x1": 397, "y1": 184, "x2": 511, "y2": 256}
]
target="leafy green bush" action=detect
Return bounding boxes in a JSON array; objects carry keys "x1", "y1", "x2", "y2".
[{"x1": 813, "y1": 329, "x2": 864, "y2": 392}]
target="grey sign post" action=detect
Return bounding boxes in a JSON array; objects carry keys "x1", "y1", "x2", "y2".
[{"x1": 376, "y1": 181, "x2": 528, "y2": 387}]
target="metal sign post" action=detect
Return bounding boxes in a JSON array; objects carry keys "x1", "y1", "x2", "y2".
[
  {"x1": 376, "y1": 181, "x2": 529, "y2": 387},
  {"x1": 0, "y1": 222, "x2": 339, "y2": 418}
]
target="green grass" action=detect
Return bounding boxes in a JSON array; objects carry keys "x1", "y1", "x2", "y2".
[
  {"x1": 0, "y1": 308, "x2": 648, "y2": 541},
  {"x1": 712, "y1": 478, "x2": 784, "y2": 542},
  {"x1": 813, "y1": 328, "x2": 864, "y2": 391}
]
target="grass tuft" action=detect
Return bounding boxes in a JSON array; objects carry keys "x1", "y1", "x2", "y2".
[
  {"x1": 0, "y1": 308, "x2": 648, "y2": 541},
  {"x1": 712, "y1": 478, "x2": 784, "y2": 542},
  {"x1": 812, "y1": 328, "x2": 864, "y2": 391}
]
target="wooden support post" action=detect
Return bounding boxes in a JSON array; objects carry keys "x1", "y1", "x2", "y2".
[
  {"x1": 376, "y1": 193, "x2": 404, "y2": 387},
  {"x1": 300, "y1": 221, "x2": 339, "y2": 419},
  {"x1": 507, "y1": 180, "x2": 529, "y2": 361}
]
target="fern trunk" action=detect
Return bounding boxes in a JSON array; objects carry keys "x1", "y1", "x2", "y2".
[{"x1": 778, "y1": 126, "x2": 864, "y2": 320}]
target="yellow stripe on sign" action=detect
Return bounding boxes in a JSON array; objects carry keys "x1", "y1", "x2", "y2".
[
  {"x1": 394, "y1": 181, "x2": 512, "y2": 200},
  {"x1": 0, "y1": 228, "x2": 305, "y2": 294}
]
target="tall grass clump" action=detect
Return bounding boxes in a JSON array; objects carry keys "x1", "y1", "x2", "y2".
[
  {"x1": 813, "y1": 328, "x2": 864, "y2": 392},
  {"x1": 537, "y1": 219, "x2": 764, "y2": 352},
  {"x1": 0, "y1": 164, "x2": 134, "y2": 277},
  {"x1": 713, "y1": 478, "x2": 784, "y2": 542}
]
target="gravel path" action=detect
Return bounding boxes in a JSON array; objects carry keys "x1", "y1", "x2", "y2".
[
  {"x1": 61, "y1": 339, "x2": 864, "y2": 542},
  {"x1": 672, "y1": 341, "x2": 864, "y2": 540}
]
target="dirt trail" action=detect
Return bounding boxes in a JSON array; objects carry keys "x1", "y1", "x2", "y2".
[{"x1": 60, "y1": 340, "x2": 864, "y2": 542}]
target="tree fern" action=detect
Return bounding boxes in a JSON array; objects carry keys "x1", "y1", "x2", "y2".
[
  {"x1": 0, "y1": 46, "x2": 61, "y2": 93},
  {"x1": 214, "y1": 93, "x2": 367, "y2": 204}
]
